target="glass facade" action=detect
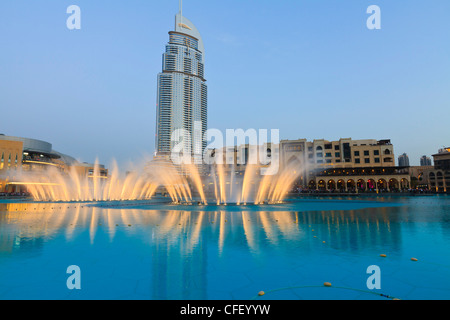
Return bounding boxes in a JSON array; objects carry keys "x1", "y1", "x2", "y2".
[{"x1": 156, "y1": 14, "x2": 207, "y2": 157}]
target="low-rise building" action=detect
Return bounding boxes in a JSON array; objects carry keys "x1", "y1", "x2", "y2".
[
  {"x1": 406, "y1": 148, "x2": 449, "y2": 193},
  {"x1": 0, "y1": 134, "x2": 108, "y2": 195},
  {"x1": 205, "y1": 138, "x2": 408, "y2": 193},
  {"x1": 429, "y1": 147, "x2": 450, "y2": 193},
  {"x1": 0, "y1": 138, "x2": 23, "y2": 193},
  {"x1": 408, "y1": 165, "x2": 434, "y2": 190},
  {"x1": 279, "y1": 138, "x2": 405, "y2": 191}
]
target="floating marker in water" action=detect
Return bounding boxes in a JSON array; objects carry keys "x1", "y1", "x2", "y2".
[
  {"x1": 324, "y1": 282, "x2": 332, "y2": 287},
  {"x1": 411, "y1": 258, "x2": 418, "y2": 261},
  {"x1": 380, "y1": 254, "x2": 387, "y2": 257},
  {"x1": 258, "y1": 291, "x2": 265, "y2": 296}
]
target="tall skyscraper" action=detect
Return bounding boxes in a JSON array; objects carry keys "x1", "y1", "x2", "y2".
[
  {"x1": 398, "y1": 153, "x2": 410, "y2": 167},
  {"x1": 155, "y1": 9, "x2": 207, "y2": 161},
  {"x1": 420, "y1": 155, "x2": 432, "y2": 166}
]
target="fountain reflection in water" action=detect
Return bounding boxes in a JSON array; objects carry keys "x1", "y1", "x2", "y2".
[{"x1": 16, "y1": 157, "x2": 302, "y2": 205}]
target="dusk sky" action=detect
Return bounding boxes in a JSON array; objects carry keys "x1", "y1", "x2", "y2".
[{"x1": 1, "y1": 0, "x2": 449, "y2": 168}]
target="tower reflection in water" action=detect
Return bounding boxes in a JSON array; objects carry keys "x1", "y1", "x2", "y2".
[{"x1": 0, "y1": 202, "x2": 404, "y2": 299}]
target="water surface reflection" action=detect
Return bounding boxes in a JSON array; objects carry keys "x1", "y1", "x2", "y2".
[{"x1": 0, "y1": 197, "x2": 449, "y2": 299}]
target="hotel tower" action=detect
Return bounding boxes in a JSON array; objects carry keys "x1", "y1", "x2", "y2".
[{"x1": 155, "y1": 9, "x2": 207, "y2": 161}]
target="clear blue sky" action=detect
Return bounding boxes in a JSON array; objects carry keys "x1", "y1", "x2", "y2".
[{"x1": 1, "y1": 0, "x2": 449, "y2": 168}]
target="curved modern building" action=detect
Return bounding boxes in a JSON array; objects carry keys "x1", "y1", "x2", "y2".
[
  {"x1": 0, "y1": 135, "x2": 60, "y2": 171},
  {"x1": 155, "y1": 12, "x2": 207, "y2": 160},
  {"x1": 0, "y1": 134, "x2": 107, "y2": 194},
  {"x1": 0, "y1": 135, "x2": 53, "y2": 155}
]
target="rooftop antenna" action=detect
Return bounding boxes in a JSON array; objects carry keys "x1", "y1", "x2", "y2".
[{"x1": 179, "y1": 0, "x2": 183, "y2": 25}]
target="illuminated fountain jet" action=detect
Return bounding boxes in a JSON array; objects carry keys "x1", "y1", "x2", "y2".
[{"x1": 14, "y1": 155, "x2": 301, "y2": 205}]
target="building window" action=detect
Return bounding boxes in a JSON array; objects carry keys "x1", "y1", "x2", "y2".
[
  {"x1": 343, "y1": 143, "x2": 351, "y2": 162},
  {"x1": 325, "y1": 144, "x2": 332, "y2": 150},
  {"x1": 354, "y1": 151, "x2": 360, "y2": 157},
  {"x1": 334, "y1": 145, "x2": 340, "y2": 151},
  {"x1": 365, "y1": 158, "x2": 370, "y2": 164},
  {"x1": 335, "y1": 152, "x2": 340, "y2": 158},
  {"x1": 375, "y1": 158, "x2": 380, "y2": 163},
  {"x1": 374, "y1": 150, "x2": 380, "y2": 156},
  {"x1": 364, "y1": 150, "x2": 370, "y2": 156},
  {"x1": 325, "y1": 153, "x2": 332, "y2": 157},
  {"x1": 355, "y1": 158, "x2": 360, "y2": 164},
  {"x1": 316, "y1": 152, "x2": 323, "y2": 158}
]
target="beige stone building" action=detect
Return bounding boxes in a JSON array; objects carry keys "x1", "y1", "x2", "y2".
[
  {"x1": 408, "y1": 165, "x2": 434, "y2": 189},
  {"x1": 278, "y1": 138, "x2": 407, "y2": 191},
  {"x1": 203, "y1": 138, "x2": 408, "y2": 192},
  {"x1": 280, "y1": 138, "x2": 395, "y2": 169},
  {"x1": 429, "y1": 148, "x2": 450, "y2": 193},
  {"x1": 312, "y1": 166, "x2": 411, "y2": 192},
  {"x1": 407, "y1": 148, "x2": 450, "y2": 193},
  {"x1": 0, "y1": 139, "x2": 23, "y2": 192}
]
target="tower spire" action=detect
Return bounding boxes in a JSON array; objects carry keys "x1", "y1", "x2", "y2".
[{"x1": 179, "y1": 0, "x2": 183, "y2": 25}]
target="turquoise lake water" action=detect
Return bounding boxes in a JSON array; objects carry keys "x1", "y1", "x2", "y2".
[{"x1": 0, "y1": 195, "x2": 449, "y2": 300}]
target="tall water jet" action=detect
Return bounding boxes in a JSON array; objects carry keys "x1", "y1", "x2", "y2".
[
  {"x1": 14, "y1": 150, "x2": 302, "y2": 205},
  {"x1": 216, "y1": 163, "x2": 227, "y2": 205},
  {"x1": 239, "y1": 164, "x2": 258, "y2": 205},
  {"x1": 267, "y1": 161, "x2": 302, "y2": 203},
  {"x1": 184, "y1": 163, "x2": 207, "y2": 204}
]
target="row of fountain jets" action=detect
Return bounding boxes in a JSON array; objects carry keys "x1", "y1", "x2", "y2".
[{"x1": 19, "y1": 159, "x2": 301, "y2": 205}]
